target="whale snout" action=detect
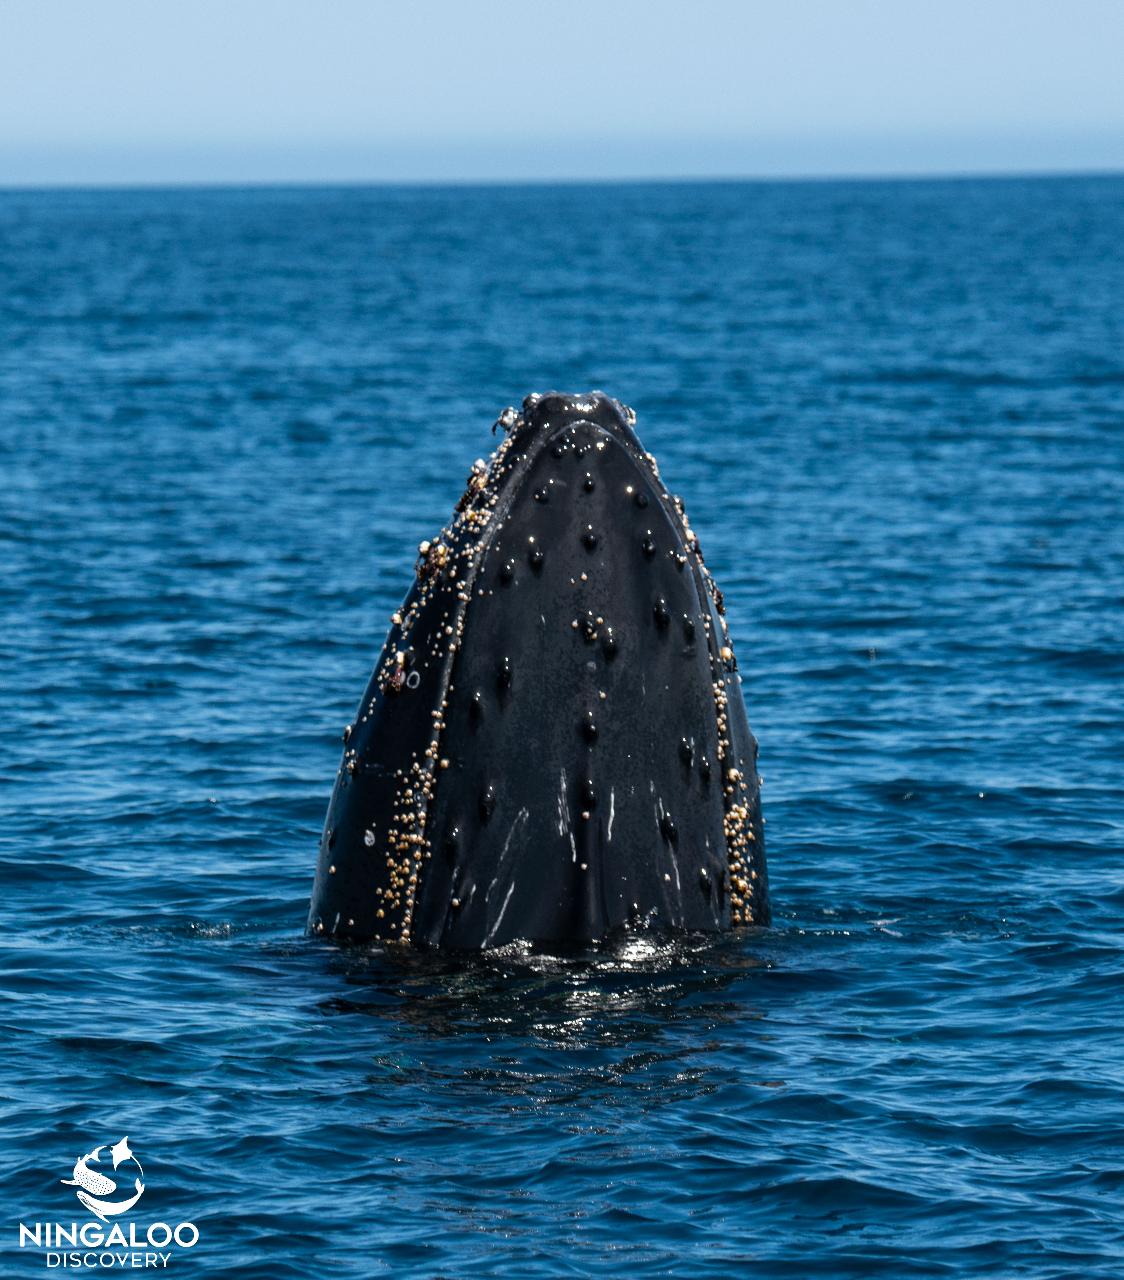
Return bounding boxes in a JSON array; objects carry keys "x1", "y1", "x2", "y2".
[{"x1": 514, "y1": 390, "x2": 636, "y2": 439}]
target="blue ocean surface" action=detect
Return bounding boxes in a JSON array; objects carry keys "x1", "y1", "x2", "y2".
[{"x1": 2, "y1": 176, "x2": 1123, "y2": 1277}]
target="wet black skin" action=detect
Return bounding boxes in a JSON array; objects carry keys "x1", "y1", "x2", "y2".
[{"x1": 308, "y1": 392, "x2": 768, "y2": 948}]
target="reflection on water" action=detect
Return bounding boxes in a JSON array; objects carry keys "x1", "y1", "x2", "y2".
[{"x1": 319, "y1": 932, "x2": 769, "y2": 1056}]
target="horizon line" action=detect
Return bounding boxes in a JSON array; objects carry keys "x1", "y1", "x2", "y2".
[{"x1": 2, "y1": 164, "x2": 1122, "y2": 195}]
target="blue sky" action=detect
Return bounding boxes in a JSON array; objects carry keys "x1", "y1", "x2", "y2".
[{"x1": 2, "y1": 0, "x2": 1122, "y2": 185}]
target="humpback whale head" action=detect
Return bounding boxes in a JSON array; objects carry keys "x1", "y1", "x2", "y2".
[{"x1": 308, "y1": 391, "x2": 768, "y2": 949}]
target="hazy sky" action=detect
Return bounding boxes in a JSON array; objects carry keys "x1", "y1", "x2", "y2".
[{"x1": 2, "y1": 0, "x2": 1123, "y2": 185}]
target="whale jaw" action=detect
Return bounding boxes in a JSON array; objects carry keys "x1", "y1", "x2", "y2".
[{"x1": 308, "y1": 393, "x2": 767, "y2": 948}]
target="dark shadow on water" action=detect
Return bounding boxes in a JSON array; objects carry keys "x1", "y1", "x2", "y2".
[
  {"x1": 311, "y1": 928, "x2": 773, "y2": 1049},
  {"x1": 300, "y1": 930, "x2": 782, "y2": 1111}
]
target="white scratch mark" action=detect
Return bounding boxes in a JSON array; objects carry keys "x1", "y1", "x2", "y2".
[
  {"x1": 487, "y1": 809, "x2": 529, "y2": 904},
  {"x1": 607, "y1": 789, "x2": 616, "y2": 841},
  {"x1": 498, "y1": 808, "x2": 529, "y2": 881},
  {"x1": 557, "y1": 769, "x2": 570, "y2": 837},
  {"x1": 486, "y1": 880, "x2": 517, "y2": 945}
]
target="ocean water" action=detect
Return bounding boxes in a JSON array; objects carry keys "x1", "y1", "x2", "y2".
[{"x1": 2, "y1": 176, "x2": 1123, "y2": 1277}]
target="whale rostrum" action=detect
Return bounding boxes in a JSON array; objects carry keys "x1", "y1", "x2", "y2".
[{"x1": 307, "y1": 392, "x2": 768, "y2": 948}]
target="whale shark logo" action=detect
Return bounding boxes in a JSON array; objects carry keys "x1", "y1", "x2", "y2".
[{"x1": 61, "y1": 1137, "x2": 145, "y2": 1221}]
